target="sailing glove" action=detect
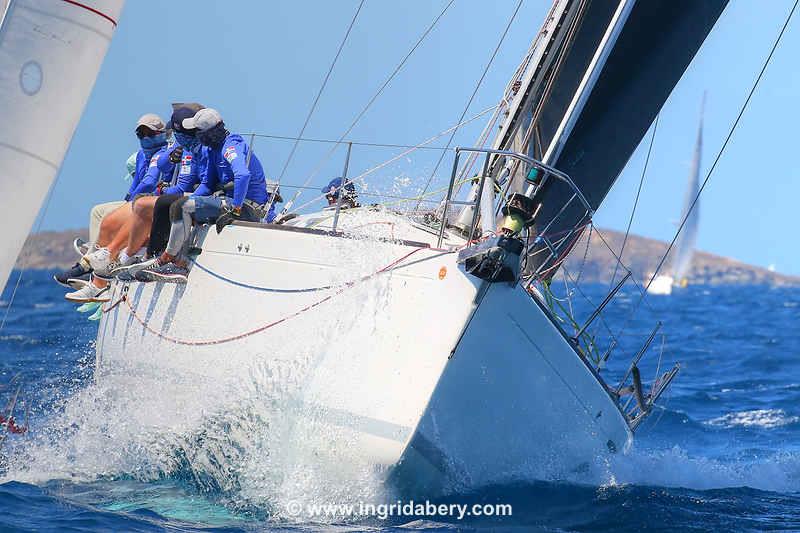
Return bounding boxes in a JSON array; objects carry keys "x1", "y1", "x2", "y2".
[{"x1": 169, "y1": 146, "x2": 183, "y2": 164}]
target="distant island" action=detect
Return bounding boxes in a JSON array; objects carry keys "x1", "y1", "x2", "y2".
[{"x1": 14, "y1": 227, "x2": 799, "y2": 286}]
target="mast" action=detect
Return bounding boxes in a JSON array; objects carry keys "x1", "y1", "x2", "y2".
[
  {"x1": 671, "y1": 93, "x2": 705, "y2": 284},
  {"x1": 0, "y1": 0, "x2": 125, "y2": 291}
]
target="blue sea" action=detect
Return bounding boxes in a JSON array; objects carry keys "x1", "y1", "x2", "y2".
[{"x1": 1, "y1": 270, "x2": 799, "y2": 532}]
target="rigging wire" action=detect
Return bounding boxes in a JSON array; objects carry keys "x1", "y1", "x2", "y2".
[
  {"x1": 413, "y1": 0, "x2": 525, "y2": 211},
  {"x1": 279, "y1": 0, "x2": 457, "y2": 216},
  {"x1": 620, "y1": 0, "x2": 798, "y2": 336},
  {"x1": 274, "y1": 0, "x2": 365, "y2": 185},
  {"x1": 608, "y1": 113, "x2": 660, "y2": 289},
  {"x1": 288, "y1": 104, "x2": 499, "y2": 214},
  {"x1": 248, "y1": 133, "x2": 450, "y2": 151}
]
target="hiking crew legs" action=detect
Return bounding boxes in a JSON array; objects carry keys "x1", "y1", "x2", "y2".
[
  {"x1": 148, "y1": 194, "x2": 182, "y2": 257},
  {"x1": 127, "y1": 195, "x2": 160, "y2": 257},
  {"x1": 89, "y1": 200, "x2": 126, "y2": 243},
  {"x1": 166, "y1": 197, "x2": 197, "y2": 257}
]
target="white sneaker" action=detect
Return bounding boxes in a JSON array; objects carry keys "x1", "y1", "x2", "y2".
[
  {"x1": 94, "y1": 259, "x2": 122, "y2": 280},
  {"x1": 82, "y1": 247, "x2": 111, "y2": 272},
  {"x1": 65, "y1": 283, "x2": 110, "y2": 303}
]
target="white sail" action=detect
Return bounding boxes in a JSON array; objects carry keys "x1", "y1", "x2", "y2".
[
  {"x1": 0, "y1": 0, "x2": 124, "y2": 291},
  {"x1": 671, "y1": 96, "x2": 704, "y2": 284}
]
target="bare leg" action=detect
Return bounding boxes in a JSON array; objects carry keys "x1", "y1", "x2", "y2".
[
  {"x1": 96, "y1": 203, "x2": 132, "y2": 246},
  {"x1": 106, "y1": 216, "x2": 134, "y2": 258},
  {"x1": 127, "y1": 196, "x2": 158, "y2": 256},
  {"x1": 89, "y1": 201, "x2": 125, "y2": 243}
]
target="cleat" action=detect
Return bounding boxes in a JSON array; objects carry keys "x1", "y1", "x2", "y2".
[
  {"x1": 54, "y1": 263, "x2": 91, "y2": 288},
  {"x1": 65, "y1": 283, "x2": 110, "y2": 303}
]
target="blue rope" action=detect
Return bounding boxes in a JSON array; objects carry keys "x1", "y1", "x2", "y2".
[{"x1": 190, "y1": 260, "x2": 334, "y2": 293}]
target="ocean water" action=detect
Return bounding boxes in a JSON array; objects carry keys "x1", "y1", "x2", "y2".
[{"x1": 1, "y1": 269, "x2": 799, "y2": 532}]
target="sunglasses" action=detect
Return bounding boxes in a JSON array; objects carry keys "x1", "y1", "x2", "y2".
[{"x1": 135, "y1": 126, "x2": 162, "y2": 139}]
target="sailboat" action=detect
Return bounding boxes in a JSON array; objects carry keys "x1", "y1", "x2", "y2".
[
  {"x1": 648, "y1": 95, "x2": 705, "y2": 296},
  {"x1": 89, "y1": 0, "x2": 728, "y2": 493},
  {"x1": 0, "y1": 0, "x2": 124, "y2": 292}
]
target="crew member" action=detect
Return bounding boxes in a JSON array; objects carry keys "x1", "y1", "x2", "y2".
[{"x1": 138, "y1": 108, "x2": 272, "y2": 283}]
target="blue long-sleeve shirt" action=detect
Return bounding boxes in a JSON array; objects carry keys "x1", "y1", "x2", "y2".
[
  {"x1": 165, "y1": 149, "x2": 204, "y2": 195},
  {"x1": 193, "y1": 134, "x2": 267, "y2": 207},
  {"x1": 154, "y1": 145, "x2": 205, "y2": 195},
  {"x1": 126, "y1": 146, "x2": 172, "y2": 199}
]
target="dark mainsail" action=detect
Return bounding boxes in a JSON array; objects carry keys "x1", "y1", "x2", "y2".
[{"x1": 497, "y1": 0, "x2": 729, "y2": 276}]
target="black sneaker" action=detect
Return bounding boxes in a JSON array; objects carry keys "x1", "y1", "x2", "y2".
[
  {"x1": 65, "y1": 272, "x2": 92, "y2": 289},
  {"x1": 54, "y1": 263, "x2": 90, "y2": 288},
  {"x1": 138, "y1": 262, "x2": 189, "y2": 284}
]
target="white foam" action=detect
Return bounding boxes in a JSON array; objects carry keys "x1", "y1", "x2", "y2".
[
  {"x1": 2, "y1": 224, "x2": 407, "y2": 522},
  {"x1": 705, "y1": 409, "x2": 799, "y2": 429}
]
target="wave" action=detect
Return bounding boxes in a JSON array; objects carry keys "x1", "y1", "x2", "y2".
[{"x1": 705, "y1": 409, "x2": 799, "y2": 429}]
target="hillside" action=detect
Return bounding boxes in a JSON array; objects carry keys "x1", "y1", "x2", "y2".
[
  {"x1": 560, "y1": 228, "x2": 799, "y2": 286},
  {"x1": 13, "y1": 227, "x2": 800, "y2": 286}
]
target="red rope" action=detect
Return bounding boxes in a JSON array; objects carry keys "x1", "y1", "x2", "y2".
[
  {"x1": 114, "y1": 247, "x2": 429, "y2": 346},
  {"x1": 102, "y1": 295, "x2": 127, "y2": 314}
]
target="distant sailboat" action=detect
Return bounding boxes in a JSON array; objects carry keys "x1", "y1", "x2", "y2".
[
  {"x1": 648, "y1": 95, "x2": 704, "y2": 295},
  {"x1": 0, "y1": 0, "x2": 124, "y2": 291}
]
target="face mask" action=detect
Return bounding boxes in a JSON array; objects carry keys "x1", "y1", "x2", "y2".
[
  {"x1": 197, "y1": 122, "x2": 228, "y2": 148},
  {"x1": 174, "y1": 132, "x2": 200, "y2": 153},
  {"x1": 139, "y1": 132, "x2": 167, "y2": 153}
]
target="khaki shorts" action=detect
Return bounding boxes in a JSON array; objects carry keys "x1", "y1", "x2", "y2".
[{"x1": 88, "y1": 200, "x2": 125, "y2": 243}]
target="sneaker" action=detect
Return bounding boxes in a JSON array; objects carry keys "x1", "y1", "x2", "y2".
[
  {"x1": 138, "y1": 262, "x2": 189, "y2": 284},
  {"x1": 83, "y1": 247, "x2": 111, "y2": 271},
  {"x1": 54, "y1": 262, "x2": 90, "y2": 288},
  {"x1": 93, "y1": 259, "x2": 122, "y2": 280},
  {"x1": 65, "y1": 283, "x2": 110, "y2": 303},
  {"x1": 72, "y1": 238, "x2": 93, "y2": 257},
  {"x1": 66, "y1": 272, "x2": 91, "y2": 289},
  {"x1": 109, "y1": 256, "x2": 146, "y2": 278}
]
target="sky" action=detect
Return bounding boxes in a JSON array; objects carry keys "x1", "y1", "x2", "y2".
[{"x1": 41, "y1": 0, "x2": 800, "y2": 274}]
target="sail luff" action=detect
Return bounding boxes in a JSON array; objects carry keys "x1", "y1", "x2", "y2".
[
  {"x1": 671, "y1": 95, "x2": 705, "y2": 283},
  {"x1": 523, "y1": 0, "x2": 728, "y2": 277},
  {"x1": 539, "y1": 0, "x2": 634, "y2": 167}
]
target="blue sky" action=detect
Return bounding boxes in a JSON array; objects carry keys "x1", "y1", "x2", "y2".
[{"x1": 43, "y1": 0, "x2": 800, "y2": 274}]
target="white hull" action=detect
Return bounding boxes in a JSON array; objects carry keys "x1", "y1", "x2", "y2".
[
  {"x1": 647, "y1": 274, "x2": 674, "y2": 295},
  {"x1": 95, "y1": 209, "x2": 631, "y2": 493}
]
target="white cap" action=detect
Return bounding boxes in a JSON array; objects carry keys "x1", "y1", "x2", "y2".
[
  {"x1": 182, "y1": 108, "x2": 223, "y2": 131},
  {"x1": 135, "y1": 113, "x2": 166, "y2": 132}
]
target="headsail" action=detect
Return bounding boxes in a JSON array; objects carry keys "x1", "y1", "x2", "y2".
[
  {"x1": 475, "y1": 0, "x2": 728, "y2": 276},
  {"x1": 0, "y1": 0, "x2": 124, "y2": 291},
  {"x1": 671, "y1": 95, "x2": 705, "y2": 284}
]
